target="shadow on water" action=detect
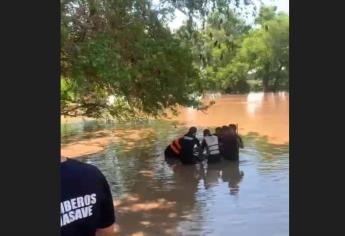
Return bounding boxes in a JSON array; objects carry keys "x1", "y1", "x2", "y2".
[
  {"x1": 61, "y1": 119, "x2": 110, "y2": 138},
  {"x1": 202, "y1": 161, "x2": 244, "y2": 195}
]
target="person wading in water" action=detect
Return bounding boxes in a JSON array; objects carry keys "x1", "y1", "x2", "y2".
[
  {"x1": 201, "y1": 129, "x2": 222, "y2": 163},
  {"x1": 180, "y1": 127, "x2": 201, "y2": 164}
]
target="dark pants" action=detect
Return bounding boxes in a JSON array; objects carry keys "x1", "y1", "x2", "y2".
[
  {"x1": 180, "y1": 154, "x2": 200, "y2": 165},
  {"x1": 223, "y1": 152, "x2": 239, "y2": 161},
  {"x1": 207, "y1": 154, "x2": 222, "y2": 163}
]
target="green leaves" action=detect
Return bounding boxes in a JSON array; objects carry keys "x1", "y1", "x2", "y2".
[
  {"x1": 187, "y1": 5, "x2": 288, "y2": 94},
  {"x1": 61, "y1": 1, "x2": 288, "y2": 118},
  {"x1": 255, "y1": 5, "x2": 277, "y2": 26},
  {"x1": 61, "y1": 0, "x2": 203, "y2": 118},
  {"x1": 238, "y1": 11, "x2": 289, "y2": 91}
]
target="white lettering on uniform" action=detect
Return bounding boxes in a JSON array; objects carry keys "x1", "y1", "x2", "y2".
[
  {"x1": 60, "y1": 203, "x2": 65, "y2": 214},
  {"x1": 74, "y1": 208, "x2": 82, "y2": 220},
  {"x1": 89, "y1": 205, "x2": 93, "y2": 215},
  {"x1": 63, "y1": 214, "x2": 70, "y2": 226},
  {"x1": 77, "y1": 197, "x2": 85, "y2": 208},
  {"x1": 84, "y1": 195, "x2": 91, "y2": 205},
  {"x1": 63, "y1": 201, "x2": 72, "y2": 211},
  {"x1": 81, "y1": 207, "x2": 90, "y2": 217},
  {"x1": 60, "y1": 193, "x2": 97, "y2": 227},
  {"x1": 68, "y1": 211, "x2": 75, "y2": 222},
  {"x1": 71, "y1": 198, "x2": 77, "y2": 209},
  {"x1": 90, "y1": 193, "x2": 97, "y2": 204}
]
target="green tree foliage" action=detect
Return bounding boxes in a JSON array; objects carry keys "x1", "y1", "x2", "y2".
[
  {"x1": 61, "y1": 0, "x2": 206, "y2": 118},
  {"x1": 181, "y1": 9, "x2": 251, "y2": 93},
  {"x1": 237, "y1": 7, "x2": 289, "y2": 91},
  {"x1": 255, "y1": 5, "x2": 277, "y2": 25},
  {"x1": 161, "y1": 0, "x2": 254, "y2": 26},
  {"x1": 194, "y1": 5, "x2": 289, "y2": 93},
  {"x1": 61, "y1": 1, "x2": 288, "y2": 118}
]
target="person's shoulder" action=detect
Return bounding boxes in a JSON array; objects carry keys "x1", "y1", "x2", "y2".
[
  {"x1": 183, "y1": 135, "x2": 193, "y2": 140},
  {"x1": 64, "y1": 159, "x2": 104, "y2": 177}
]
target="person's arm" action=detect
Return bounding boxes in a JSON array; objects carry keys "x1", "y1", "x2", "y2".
[
  {"x1": 195, "y1": 137, "x2": 201, "y2": 147},
  {"x1": 96, "y1": 174, "x2": 116, "y2": 235},
  {"x1": 201, "y1": 139, "x2": 209, "y2": 154},
  {"x1": 201, "y1": 139, "x2": 206, "y2": 150},
  {"x1": 217, "y1": 136, "x2": 223, "y2": 153}
]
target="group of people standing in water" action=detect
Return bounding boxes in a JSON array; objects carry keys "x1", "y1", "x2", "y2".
[{"x1": 165, "y1": 124, "x2": 244, "y2": 165}]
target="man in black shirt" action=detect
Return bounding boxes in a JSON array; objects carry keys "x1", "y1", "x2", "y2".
[
  {"x1": 221, "y1": 126, "x2": 240, "y2": 161},
  {"x1": 229, "y1": 124, "x2": 244, "y2": 149},
  {"x1": 60, "y1": 156, "x2": 116, "y2": 236},
  {"x1": 180, "y1": 127, "x2": 201, "y2": 164}
]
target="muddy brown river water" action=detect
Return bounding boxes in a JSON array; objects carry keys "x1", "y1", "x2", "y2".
[{"x1": 61, "y1": 92, "x2": 289, "y2": 236}]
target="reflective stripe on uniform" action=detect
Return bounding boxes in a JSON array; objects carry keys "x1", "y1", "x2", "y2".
[
  {"x1": 183, "y1": 136, "x2": 194, "y2": 140},
  {"x1": 204, "y1": 135, "x2": 220, "y2": 155}
]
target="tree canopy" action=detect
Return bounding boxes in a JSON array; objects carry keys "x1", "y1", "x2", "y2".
[
  {"x1": 61, "y1": 1, "x2": 288, "y2": 119},
  {"x1": 238, "y1": 7, "x2": 289, "y2": 91}
]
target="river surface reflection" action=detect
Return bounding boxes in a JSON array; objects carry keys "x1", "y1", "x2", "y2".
[{"x1": 61, "y1": 92, "x2": 289, "y2": 236}]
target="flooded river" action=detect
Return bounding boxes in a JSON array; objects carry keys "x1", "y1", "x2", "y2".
[{"x1": 61, "y1": 92, "x2": 289, "y2": 236}]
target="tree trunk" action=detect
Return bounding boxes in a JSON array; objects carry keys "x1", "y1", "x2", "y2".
[
  {"x1": 273, "y1": 75, "x2": 280, "y2": 92},
  {"x1": 262, "y1": 64, "x2": 270, "y2": 92},
  {"x1": 262, "y1": 77, "x2": 269, "y2": 92}
]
